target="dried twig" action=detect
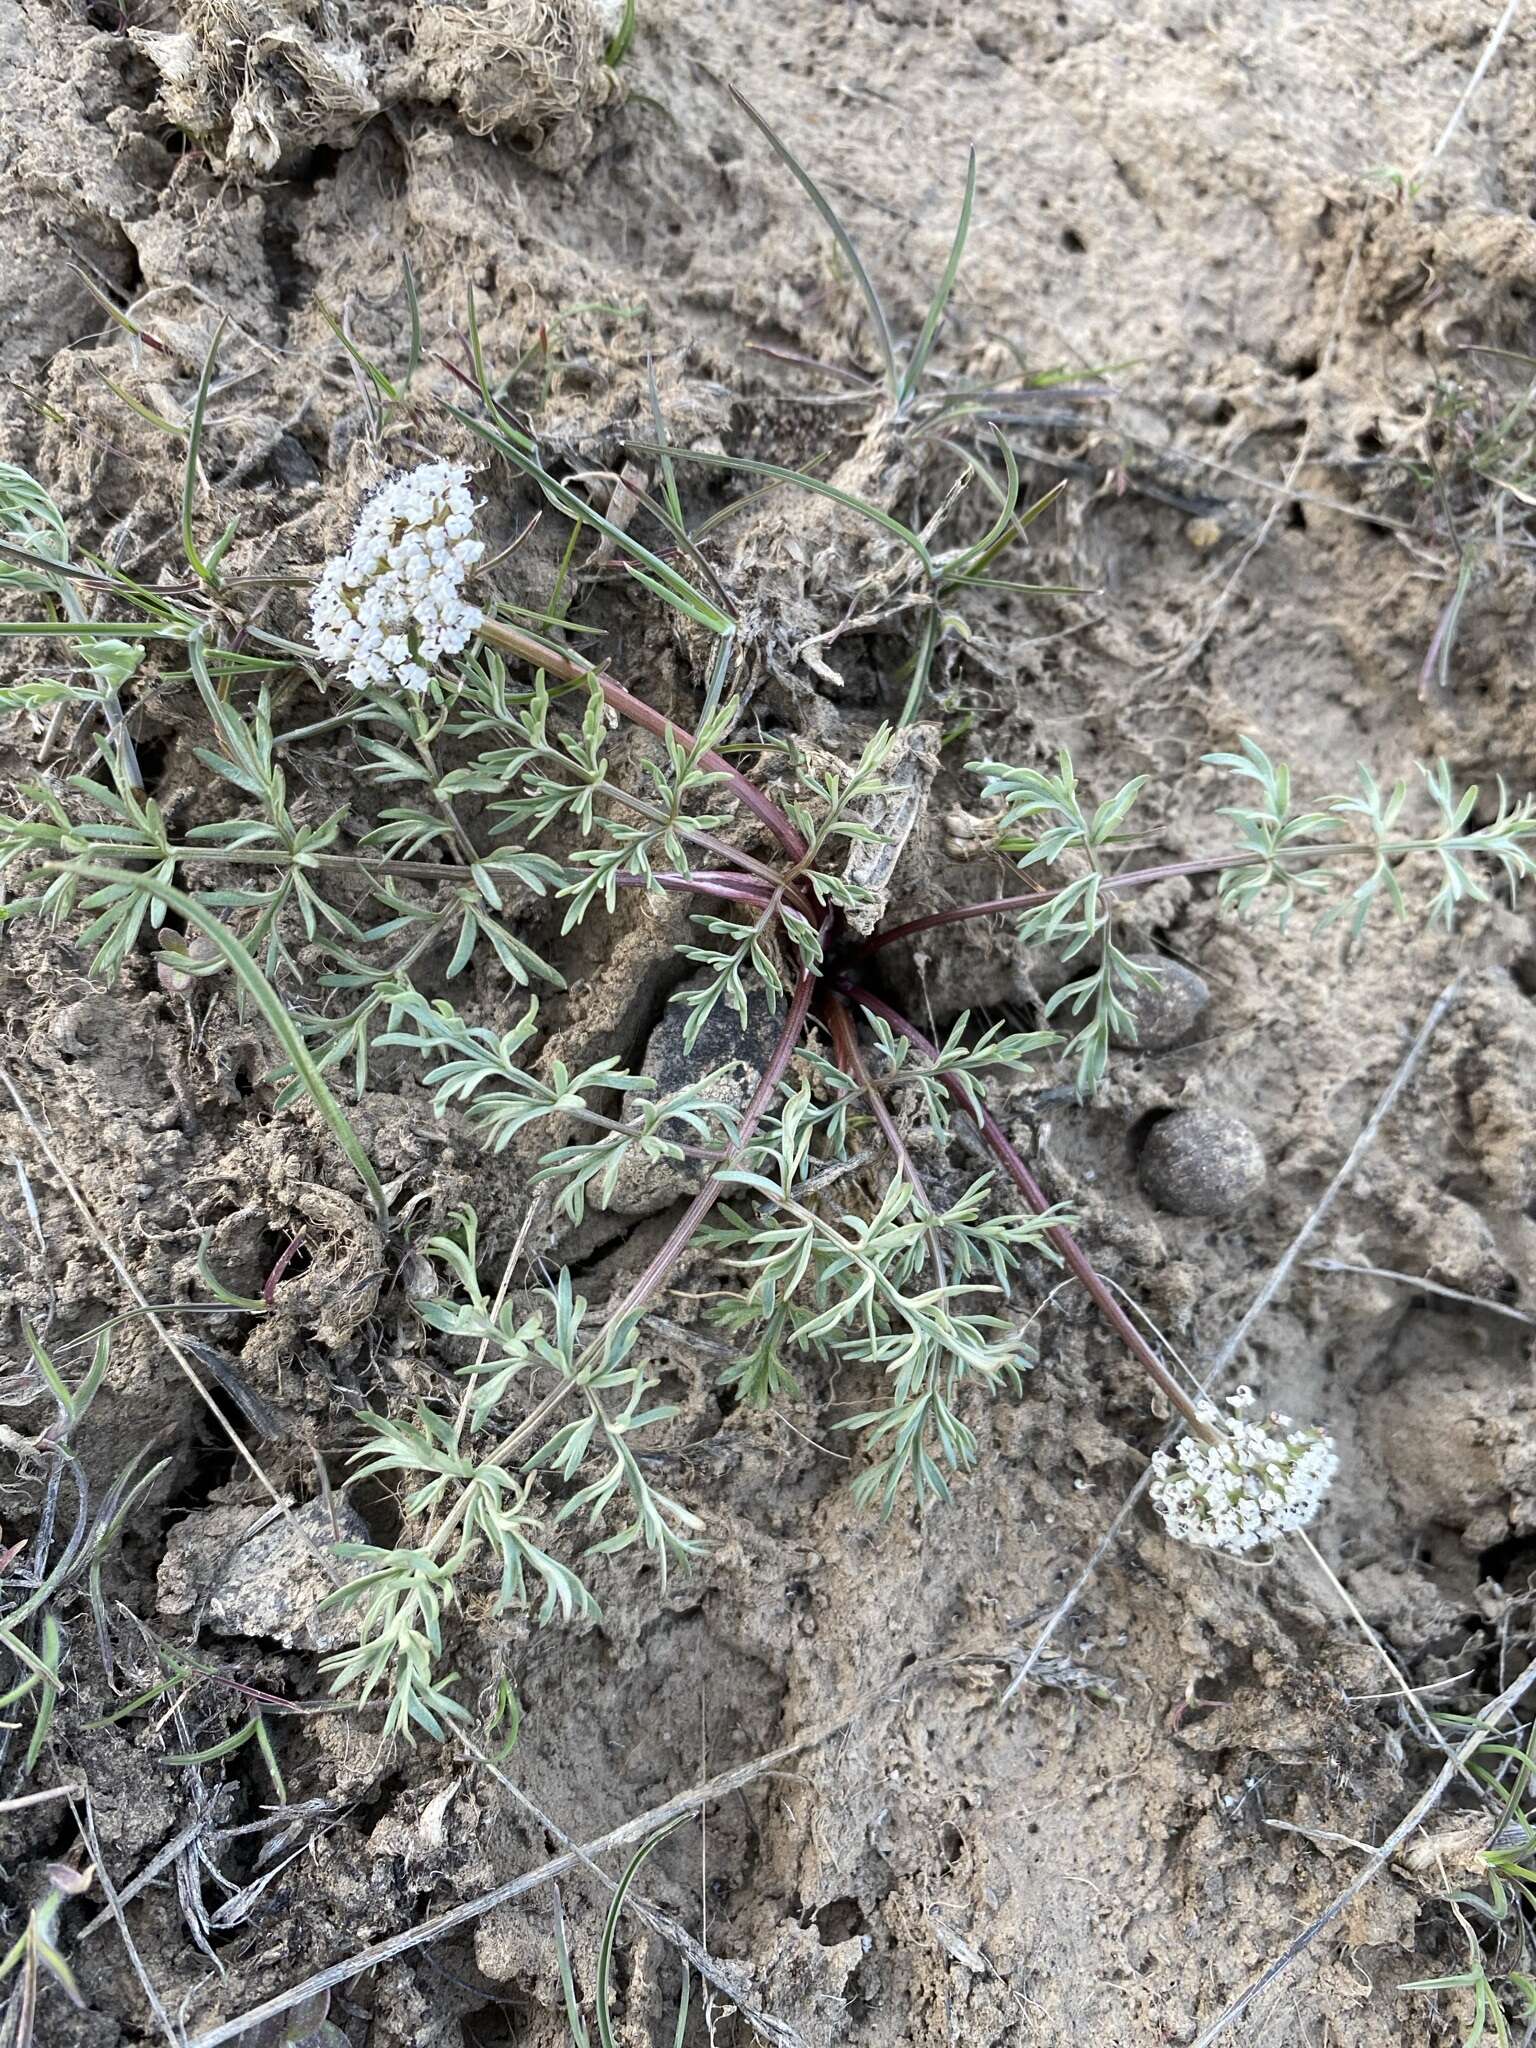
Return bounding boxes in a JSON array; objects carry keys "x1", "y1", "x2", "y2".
[
  {"x1": 453, "y1": 1729, "x2": 808, "y2": 2048},
  {"x1": 1415, "y1": 0, "x2": 1524, "y2": 179},
  {"x1": 71, "y1": 1792, "x2": 179, "y2": 2048},
  {"x1": 0, "y1": 1784, "x2": 83, "y2": 1814},
  {"x1": 1308, "y1": 1255, "x2": 1536, "y2": 1328}
]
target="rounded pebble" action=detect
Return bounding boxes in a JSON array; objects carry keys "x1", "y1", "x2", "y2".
[
  {"x1": 1138, "y1": 1109, "x2": 1266, "y2": 1218},
  {"x1": 1110, "y1": 955, "x2": 1210, "y2": 1051}
]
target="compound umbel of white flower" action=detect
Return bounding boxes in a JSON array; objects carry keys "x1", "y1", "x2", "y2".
[
  {"x1": 310, "y1": 462, "x2": 485, "y2": 693},
  {"x1": 1150, "y1": 1387, "x2": 1338, "y2": 1555}
]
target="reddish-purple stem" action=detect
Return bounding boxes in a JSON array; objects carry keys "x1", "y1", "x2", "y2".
[
  {"x1": 599, "y1": 673, "x2": 809, "y2": 864},
  {"x1": 852, "y1": 856, "x2": 1241, "y2": 958},
  {"x1": 598, "y1": 955, "x2": 822, "y2": 1334},
  {"x1": 842, "y1": 982, "x2": 1211, "y2": 1436},
  {"x1": 477, "y1": 619, "x2": 808, "y2": 865},
  {"x1": 618, "y1": 870, "x2": 779, "y2": 911},
  {"x1": 262, "y1": 1231, "x2": 309, "y2": 1306}
]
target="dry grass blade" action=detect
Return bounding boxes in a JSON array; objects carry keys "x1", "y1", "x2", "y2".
[
  {"x1": 76, "y1": 1822, "x2": 206, "y2": 1943},
  {"x1": 69, "y1": 1794, "x2": 178, "y2": 2048},
  {"x1": 1415, "y1": 0, "x2": 1524, "y2": 179},
  {"x1": 727, "y1": 85, "x2": 900, "y2": 402},
  {"x1": 0, "y1": 1786, "x2": 83, "y2": 1814},
  {"x1": 1307, "y1": 1255, "x2": 1536, "y2": 1328},
  {"x1": 453, "y1": 1728, "x2": 807, "y2": 2048}
]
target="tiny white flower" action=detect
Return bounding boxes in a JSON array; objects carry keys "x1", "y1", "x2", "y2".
[
  {"x1": 309, "y1": 461, "x2": 485, "y2": 695},
  {"x1": 1150, "y1": 1390, "x2": 1338, "y2": 1556}
]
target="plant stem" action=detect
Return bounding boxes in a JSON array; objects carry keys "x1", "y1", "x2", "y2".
[
  {"x1": 56, "y1": 838, "x2": 774, "y2": 913},
  {"x1": 855, "y1": 828, "x2": 1522, "y2": 958},
  {"x1": 596, "y1": 960, "x2": 819, "y2": 1335},
  {"x1": 853, "y1": 855, "x2": 1240, "y2": 956},
  {"x1": 618, "y1": 871, "x2": 780, "y2": 911},
  {"x1": 408, "y1": 713, "x2": 486, "y2": 875},
  {"x1": 476, "y1": 617, "x2": 809, "y2": 863},
  {"x1": 824, "y1": 994, "x2": 947, "y2": 1288},
  {"x1": 840, "y1": 982, "x2": 1214, "y2": 1438},
  {"x1": 520, "y1": 750, "x2": 806, "y2": 904},
  {"x1": 45, "y1": 575, "x2": 145, "y2": 794}
]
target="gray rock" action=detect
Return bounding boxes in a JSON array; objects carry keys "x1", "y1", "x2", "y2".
[
  {"x1": 606, "y1": 974, "x2": 784, "y2": 1214},
  {"x1": 1138, "y1": 1109, "x2": 1265, "y2": 1218},
  {"x1": 1110, "y1": 955, "x2": 1210, "y2": 1051},
  {"x1": 156, "y1": 1500, "x2": 373, "y2": 1652},
  {"x1": 645, "y1": 975, "x2": 785, "y2": 1103}
]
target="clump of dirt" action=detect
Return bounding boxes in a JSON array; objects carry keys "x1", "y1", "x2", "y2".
[
  {"x1": 131, "y1": 0, "x2": 622, "y2": 174},
  {"x1": 133, "y1": 0, "x2": 378, "y2": 176},
  {"x1": 408, "y1": 0, "x2": 621, "y2": 163}
]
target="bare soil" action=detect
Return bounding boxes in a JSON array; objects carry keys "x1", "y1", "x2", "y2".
[{"x1": 3, "y1": 2, "x2": 1536, "y2": 2044}]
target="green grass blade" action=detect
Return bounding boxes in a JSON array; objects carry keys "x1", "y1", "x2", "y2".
[
  {"x1": 463, "y1": 282, "x2": 537, "y2": 451},
  {"x1": 253, "y1": 1714, "x2": 287, "y2": 1803},
  {"x1": 317, "y1": 301, "x2": 397, "y2": 405},
  {"x1": 401, "y1": 255, "x2": 424, "y2": 396},
  {"x1": 605, "y1": 0, "x2": 638, "y2": 67},
  {"x1": 181, "y1": 321, "x2": 226, "y2": 586},
  {"x1": 69, "y1": 267, "x2": 172, "y2": 356},
  {"x1": 196, "y1": 1229, "x2": 268, "y2": 1310},
  {"x1": 900, "y1": 147, "x2": 976, "y2": 408},
  {"x1": 65, "y1": 861, "x2": 389, "y2": 1224},
  {"x1": 671, "y1": 1962, "x2": 690, "y2": 2048},
  {"x1": 0, "y1": 619, "x2": 184, "y2": 641},
  {"x1": 699, "y1": 626, "x2": 735, "y2": 724},
  {"x1": 940, "y1": 432, "x2": 1023, "y2": 586},
  {"x1": 450, "y1": 294, "x2": 733, "y2": 622},
  {"x1": 688, "y1": 452, "x2": 832, "y2": 543},
  {"x1": 165, "y1": 1718, "x2": 258, "y2": 1768},
  {"x1": 595, "y1": 1815, "x2": 690, "y2": 2048},
  {"x1": 899, "y1": 604, "x2": 942, "y2": 727},
  {"x1": 94, "y1": 370, "x2": 188, "y2": 438},
  {"x1": 646, "y1": 358, "x2": 685, "y2": 534},
  {"x1": 729, "y1": 86, "x2": 900, "y2": 403},
  {"x1": 448, "y1": 403, "x2": 735, "y2": 631},
  {"x1": 632, "y1": 441, "x2": 935, "y2": 577},
  {"x1": 553, "y1": 1888, "x2": 591, "y2": 2048},
  {"x1": 21, "y1": 1613, "x2": 61, "y2": 1776}
]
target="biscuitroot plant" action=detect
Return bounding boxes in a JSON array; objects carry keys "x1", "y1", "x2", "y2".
[{"x1": 3, "y1": 400, "x2": 1535, "y2": 1740}]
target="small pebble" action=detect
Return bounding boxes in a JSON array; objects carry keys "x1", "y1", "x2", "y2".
[
  {"x1": 1138, "y1": 1109, "x2": 1266, "y2": 1218},
  {"x1": 1110, "y1": 955, "x2": 1210, "y2": 1051}
]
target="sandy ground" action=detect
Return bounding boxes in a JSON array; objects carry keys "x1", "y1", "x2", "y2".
[{"x1": 4, "y1": 1, "x2": 1536, "y2": 2043}]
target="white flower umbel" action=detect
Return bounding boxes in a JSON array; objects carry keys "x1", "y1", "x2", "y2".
[
  {"x1": 310, "y1": 462, "x2": 485, "y2": 693},
  {"x1": 1150, "y1": 1387, "x2": 1338, "y2": 1555}
]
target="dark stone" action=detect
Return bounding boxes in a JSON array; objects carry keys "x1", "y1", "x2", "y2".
[
  {"x1": 606, "y1": 975, "x2": 784, "y2": 1214},
  {"x1": 1110, "y1": 955, "x2": 1210, "y2": 1051},
  {"x1": 1138, "y1": 1109, "x2": 1265, "y2": 1218},
  {"x1": 266, "y1": 432, "x2": 321, "y2": 489},
  {"x1": 643, "y1": 975, "x2": 784, "y2": 1100}
]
